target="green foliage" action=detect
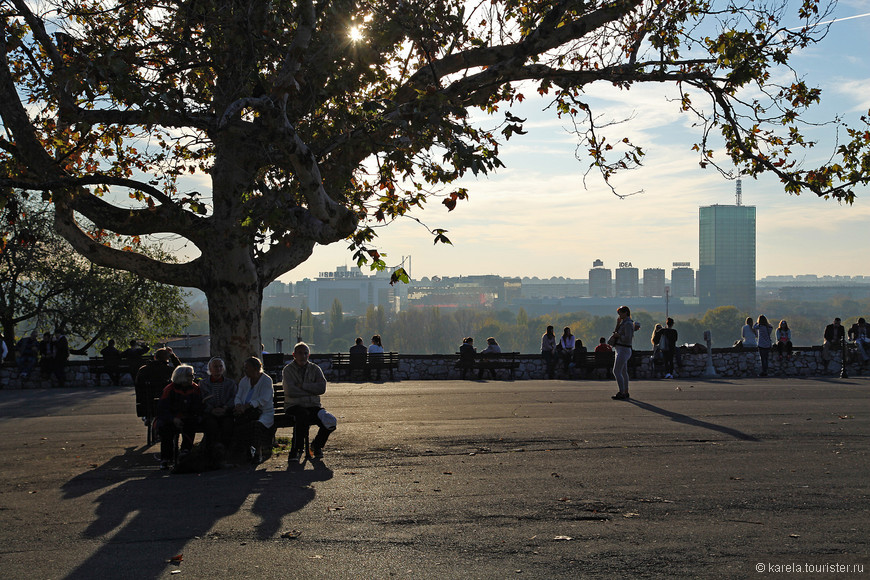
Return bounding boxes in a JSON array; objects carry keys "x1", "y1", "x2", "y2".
[
  {"x1": 2, "y1": 0, "x2": 866, "y2": 369},
  {"x1": 0, "y1": 193, "x2": 189, "y2": 352}
]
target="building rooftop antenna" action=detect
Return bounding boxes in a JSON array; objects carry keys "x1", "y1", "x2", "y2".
[{"x1": 736, "y1": 176, "x2": 743, "y2": 206}]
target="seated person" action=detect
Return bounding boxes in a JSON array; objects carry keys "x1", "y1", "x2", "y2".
[
  {"x1": 368, "y1": 335, "x2": 385, "y2": 380},
  {"x1": 848, "y1": 318, "x2": 870, "y2": 362},
  {"x1": 135, "y1": 347, "x2": 181, "y2": 421},
  {"x1": 559, "y1": 327, "x2": 576, "y2": 372},
  {"x1": 16, "y1": 331, "x2": 40, "y2": 379},
  {"x1": 349, "y1": 337, "x2": 368, "y2": 376},
  {"x1": 99, "y1": 339, "x2": 124, "y2": 385},
  {"x1": 478, "y1": 337, "x2": 501, "y2": 380},
  {"x1": 157, "y1": 365, "x2": 203, "y2": 470},
  {"x1": 458, "y1": 337, "x2": 476, "y2": 380},
  {"x1": 199, "y1": 357, "x2": 238, "y2": 465},
  {"x1": 234, "y1": 356, "x2": 274, "y2": 464},
  {"x1": 822, "y1": 318, "x2": 845, "y2": 369},
  {"x1": 775, "y1": 320, "x2": 793, "y2": 359},
  {"x1": 594, "y1": 337, "x2": 613, "y2": 353},
  {"x1": 282, "y1": 342, "x2": 336, "y2": 462}
]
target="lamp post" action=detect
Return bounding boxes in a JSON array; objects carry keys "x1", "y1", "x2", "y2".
[{"x1": 665, "y1": 286, "x2": 670, "y2": 319}]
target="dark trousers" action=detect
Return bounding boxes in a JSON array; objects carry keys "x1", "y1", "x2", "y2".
[
  {"x1": 287, "y1": 406, "x2": 334, "y2": 452},
  {"x1": 233, "y1": 414, "x2": 269, "y2": 456},
  {"x1": 759, "y1": 347, "x2": 771, "y2": 374},
  {"x1": 159, "y1": 418, "x2": 199, "y2": 460},
  {"x1": 202, "y1": 413, "x2": 234, "y2": 449},
  {"x1": 663, "y1": 350, "x2": 675, "y2": 375}
]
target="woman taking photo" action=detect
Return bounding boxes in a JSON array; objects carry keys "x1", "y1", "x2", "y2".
[{"x1": 610, "y1": 306, "x2": 636, "y2": 400}]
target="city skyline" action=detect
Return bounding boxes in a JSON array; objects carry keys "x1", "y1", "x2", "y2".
[{"x1": 272, "y1": 3, "x2": 870, "y2": 284}]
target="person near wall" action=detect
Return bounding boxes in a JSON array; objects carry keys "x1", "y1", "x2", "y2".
[
  {"x1": 822, "y1": 317, "x2": 845, "y2": 371},
  {"x1": 541, "y1": 325, "x2": 557, "y2": 379},
  {"x1": 16, "y1": 331, "x2": 40, "y2": 379},
  {"x1": 558, "y1": 327, "x2": 576, "y2": 373},
  {"x1": 753, "y1": 315, "x2": 774, "y2": 377},
  {"x1": 741, "y1": 317, "x2": 758, "y2": 348},
  {"x1": 775, "y1": 320, "x2": 793, "y2": 360},
  {"x1": 100, "y1": 339, "x2": 124, "y2": 385},
  {"x1": 52, "y1": 328, "x2": 70, "y2": 387},
  {"x1": 610, "y1": 306, "x2": 636, "y2": 400},
  {"x1": 478, "y1": 336, "x2": 502, "y2": 380},
  {"x1": 368, "y1": 334, "x2": 385, "y2": 380},
  {"x1": 659, "y1": 318, "x2": 679, "y2": 379},
  {"x1": 848, "y1": 317, "x2": 870, "y2": 364},
  {"x1": 458, "y1": 337, "x2": 476, "y2": 380}
]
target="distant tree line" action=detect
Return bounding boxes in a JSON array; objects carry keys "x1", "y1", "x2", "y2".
[{"x1": 183, "y1": 296, "x2": 870, "y2": 355}]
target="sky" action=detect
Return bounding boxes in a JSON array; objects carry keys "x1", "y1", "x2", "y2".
[{"x1": 279, "y1": 0, "x2": 870, "y2": 283}]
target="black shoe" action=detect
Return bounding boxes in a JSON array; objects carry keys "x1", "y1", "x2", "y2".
[
  {"x1": 612, "y1": 392, "x2": 627, "y2": 400},
  {"x1": 311, "y1": 446, "x2": 324, "y2": 459}
]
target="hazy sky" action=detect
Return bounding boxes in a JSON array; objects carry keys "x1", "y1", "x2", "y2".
[{"x1": 280, "y1": 1, "x2": 870, "y2": 283}]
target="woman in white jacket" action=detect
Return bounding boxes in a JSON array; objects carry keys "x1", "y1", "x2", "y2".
[{"x1": 234, "y1": 357, "x2": 274, "y2": 464}]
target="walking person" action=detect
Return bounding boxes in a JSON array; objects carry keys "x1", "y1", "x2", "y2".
[
  {"x1": 610, "y1": 306, "x2": 636, "y2": 400},
  {"x1": 754, "y1": 315, "x2": 774, "y2": 376}
]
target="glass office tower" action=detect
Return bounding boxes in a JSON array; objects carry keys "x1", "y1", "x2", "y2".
[{"x1": 698, "y1": 204, "x2": 756, "y2": 313}]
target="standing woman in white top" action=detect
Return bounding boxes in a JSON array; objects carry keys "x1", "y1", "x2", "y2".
[
  {"x1": 368, "y1": 334, "x2": 385, "y2": 380},
  {"x1": 741, "y1": 317, "x2": 758, "y2": 348},
  {"x1": 559, "y1": 327, "x2": 576, "y2": 373},
  {"x1": 234, "y1": 356, "x2": 274, "y2": 464}
]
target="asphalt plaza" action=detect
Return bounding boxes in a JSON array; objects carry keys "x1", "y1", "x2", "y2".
[{"x1": 0, "y1": 376, "x2": 867, "y2": 579}]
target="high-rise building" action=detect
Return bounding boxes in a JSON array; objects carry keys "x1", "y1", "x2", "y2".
[
  {"x1": 698, "y1": 203, "x2": 756, "y2": 313},
  {"x1": 642, "y1": 268, "x2": 666, "y2": 297},
  {"x1": 670, "y1": 264, "x2": 695, "y2": 297},
  {"x1": 615, "y1": 265, "x2": 639, "y2": 297},
  {"x1": 589, "y1": 262, "x2": 612, "y2": 297}
]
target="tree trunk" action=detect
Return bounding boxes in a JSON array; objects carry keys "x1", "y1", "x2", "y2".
[{"x1": 200, "y1": 247, "x2": 263, "y2": 380}]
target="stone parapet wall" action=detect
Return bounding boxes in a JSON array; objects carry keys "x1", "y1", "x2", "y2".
[{"x1": 0, "y1": 347, "x2": 863, "y2": 389}]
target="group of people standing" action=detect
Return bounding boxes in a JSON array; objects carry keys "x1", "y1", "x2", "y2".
[
  {"x1": 137, "y1": 342, "x2": 336, "y2": 471},
  {"x1": 12, "y1": 329, "x2": 69, "y2": 385},
  {"x1": 740, "y1": 315, "x2": 793, "y2": 376}
]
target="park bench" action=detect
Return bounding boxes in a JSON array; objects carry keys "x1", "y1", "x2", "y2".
[
  {"x1": 89, "y1": 357, "x2": 126, "y2": 386},
  {"x1": 136, "y1": 380, "x2": 311, "y2": 458},
  {"x1": 262, "y1": 352, "x2": 287, "y2": 381},
  {"x1": 331, "y1": 351, "x2": 399, "y2": 380},
  {"x1": 455, "y1": 351, "x2": 520, "y2": 380}
]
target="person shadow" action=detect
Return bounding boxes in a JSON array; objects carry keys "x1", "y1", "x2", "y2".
[
  {"x1": 628, "y1": 399, "x2": 761, "y2": 442},
  {"x1": 60, "y1": 446, "x2": 332, "y2": 579},
  {"x1": 251, "y1": 458, "x2": 334, "y2": 540}
]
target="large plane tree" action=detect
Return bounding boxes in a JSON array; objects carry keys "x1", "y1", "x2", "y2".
[{"x1": 1, "y1": 0, "x2": 868, "y2": 373}]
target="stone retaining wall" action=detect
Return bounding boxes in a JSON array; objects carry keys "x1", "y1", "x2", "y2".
[{"x1": 1, "y1": 346, "x2": 863, "y2": 389}]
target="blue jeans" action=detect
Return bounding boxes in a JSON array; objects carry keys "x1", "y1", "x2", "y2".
[{"x1": 613, "y1": 346, "x2": 632, "y2": 394}]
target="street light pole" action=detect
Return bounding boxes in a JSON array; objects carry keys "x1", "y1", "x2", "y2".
[{"x1": 665, "y1": 286, "x2": 670, "y2": 319}]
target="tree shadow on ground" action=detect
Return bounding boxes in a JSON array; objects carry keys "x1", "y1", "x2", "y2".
[
  {"x1": 60, "y1": 447, "x2": 333, "y2": 579},
  {"x1": 628, "y1": 399, "x2": 761, "y2": 442}
]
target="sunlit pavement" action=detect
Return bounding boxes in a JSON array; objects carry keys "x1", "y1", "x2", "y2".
[{"x1": 0, "y1": 376, "x2": 867, "y2": 579}]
